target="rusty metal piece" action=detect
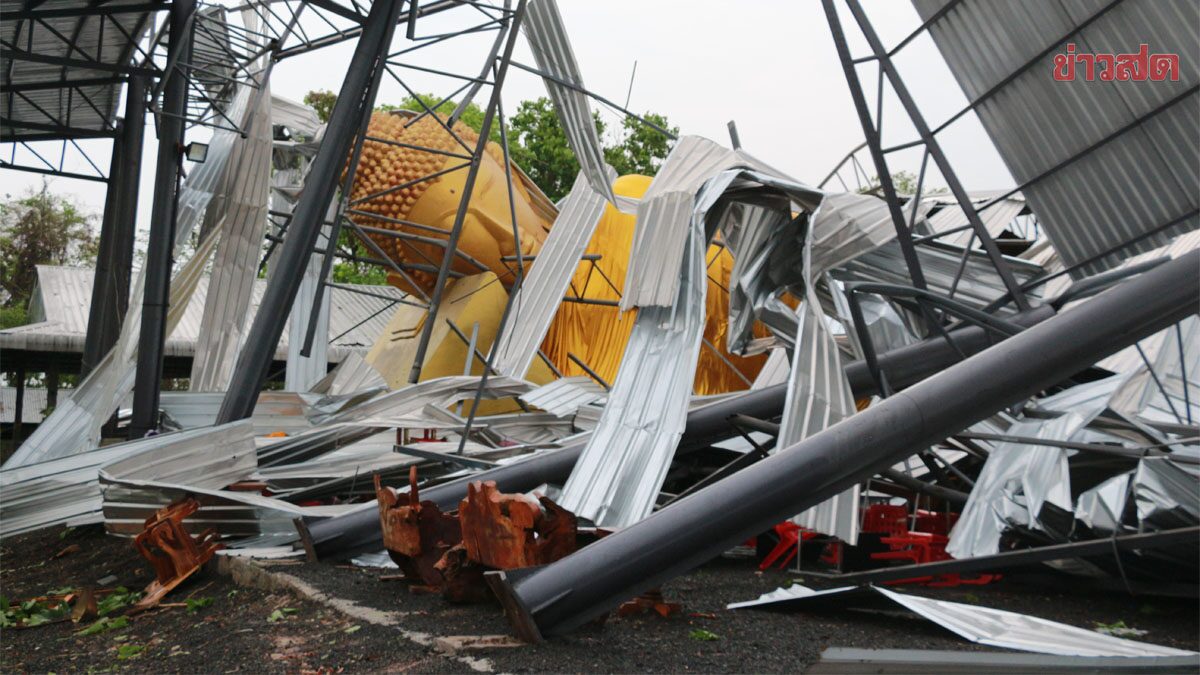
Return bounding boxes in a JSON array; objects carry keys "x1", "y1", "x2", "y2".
[
  {"x1": 433, "y1": 544, "x2": 491, "y2": 603},
  {"x1": 458, "y1": 481, "x2": 577, "y2": 571},
  {"x1": 616, "y1": 590, "x2": 681, "y2": 619},
  {"x1": 377, "y1": 468, "x2": 461, "y2": 587},
  {"x1": 131, "y1": 497, "x2": 222, "y2": 612}
]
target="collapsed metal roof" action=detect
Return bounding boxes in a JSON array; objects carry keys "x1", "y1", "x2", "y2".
[
  {"x1": 0, "y1": 0, "x2": 163, "y2": 141},
  {"x1": 913, "y1": 0, "x2": 1199, "y2": 278}
]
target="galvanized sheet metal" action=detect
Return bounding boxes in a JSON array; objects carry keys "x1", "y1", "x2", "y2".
[
  {"x1": 522, "y1": 0, "x2": 615, "y2": 203},
  {"x1": 190, "y1": 77, "x2": 274, "y2": 391},
  {"x1": 520, "y1": 376, "x2": 606, "y2": 417},
  {"x1": 729, "y1": 584, "x2": 1197, "y2": 657},
  {"x1": 913, "y1": 0, "x2": 1200, "y2": 277},
  {"x1": 491, "y1": 170, "x2": 611, "y2": 378}
]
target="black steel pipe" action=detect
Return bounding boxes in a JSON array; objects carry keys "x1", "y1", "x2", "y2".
[
  {"x1": 303, "y1": 305, "x2": 1057, "y2": 560},
  {"x1": 217, "y1": 0, "x2": 406, "y2": 424},
  {"x1": 83, "y1": 75, "x2": 144, "y2": 378},
  {"x1": 487, "y1": 251, "x2": 1199, "y2": 640},
  {"x1": 129, "y1": 2, "x2": 192, "y2": 439}
]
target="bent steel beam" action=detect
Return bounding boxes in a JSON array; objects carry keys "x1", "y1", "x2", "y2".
[{"x1": 486, "y1": 251, "x2": 1199, "y2": 640}]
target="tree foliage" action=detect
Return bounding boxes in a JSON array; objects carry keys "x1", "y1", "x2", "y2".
[
  {"x1": 509, "y1": 97, "x2": 678, "y2": 201},
  {"x1": 0, "y1": 183, "x2": 97, "y2": 327},
  {"x1": 302, "y1": 89, "x2": 337, "y2": 124}
]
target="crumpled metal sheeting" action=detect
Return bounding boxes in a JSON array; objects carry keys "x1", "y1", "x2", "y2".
[
  {"x1": 778, "y1": 245, "x2": 857, "y2": 544},
  {"x1": 190, "y1": 78, "x2": 274, "y2": 392},
  {"x1": 492, "y1": 171, "x2": 612, "y2": 378},
  {"x1": 1134, "y1": 457, "x2": 1200, "y2": 531},
  {"x1": 100, "y1": 480, "x2": 346, "y2": 539},
  {"x1": 255, "y1": 375, "x2": 531, "y2": 468},
  {"x1": 308, "y1": 352, "x2": 387, "y2": 396},
  {"x1": 3, "y1": 84, "x2": 257, "y2": 469},
  {"x1": 621, "y1": 137, "x2": 792, "y2": 310},
  {"x1": 556, "y1": 207, "x2": 709, "y2": 527},
  {"x1": 519, "y1": 376, "x2": 607, "y2": 418},
  {"x1": 921, "y1": 193, "x2": 1026, "y2": 250},
  {"x1": 1, "y1": 444, "x2": 143, "y2": 538},
  {"x1": 834, "y1": 240, "x2": 1045, "y2": 315},
  {"x1": 751, "y1": 348, "x2": 790, "y2": 389},
  {"x1": 0, "y1": 422, "x2": 253, "y2": 538},
  {"x1": 1109, "y1": 316, "x2": 1200, "y2": 427},
  {"x1": 99, "y1": 421, "x2": 255, "y2": 489},
  {"x1": 809, "y1": 192, "x2": 904, "y2": 274},
  {"x1": 720, "y1": 198, "x2": 803, "y2": 356},
  {"x1": 1074, "y1": 471, "x2": 1133, "y2": 535},
  {"x1": 707, "y1": 171, "x2": 857, "y2": 542},
  {"x1": 522, "y1": 0, "x2": 615, "y2": 203},
  {"x1": 728, "y1": 584, "x2": 1196, "y2": 658},
  {"x1": 158, "y1": 391, "x2": 313, "y2": 435},
  {"x1": 947, "y1": 376, "x2": 1125, "y2": 559}
]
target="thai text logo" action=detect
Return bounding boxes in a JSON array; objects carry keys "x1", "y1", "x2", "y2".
[{"x1": 1054, "y1": 43, "x2": 1179, "y2": 81}]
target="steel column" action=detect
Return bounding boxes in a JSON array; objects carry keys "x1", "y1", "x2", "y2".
[
  {"x1": 82, "y1": 75, "x2": 144, "y2": 379},
  {"x1": 216, "y1": 0, "x2": 407, "y2": 423},
  {"x1": 487, "y1": 251, "x2": 1199, "y2": 640},
  {"x1": 129, "y1": 1, "x2": 193, "y2": 440}
]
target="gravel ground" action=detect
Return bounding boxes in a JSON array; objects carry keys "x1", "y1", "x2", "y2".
[{"x1": 3, "y1": 525, "x2": 1197, "y2": 673}]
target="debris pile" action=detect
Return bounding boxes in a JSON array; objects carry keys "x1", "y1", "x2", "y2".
[{"x1": 1, "y1": 0, "x2": 1197, "y2": 668}]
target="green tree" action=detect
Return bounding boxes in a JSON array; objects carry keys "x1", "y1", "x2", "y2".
[
  {"x1": 303, "y1": 89, "x2": 337, "y2": 124},
  {"x1": 0, "y1": 183, "x2": 97, "y2": 328},
  {"x1": 507, "y1": 97, "x2": 597, "y2": 203},
  {"x1": 509, "y1": 97, "x2": 678, "y2": 201},
  {"x1": 604, "y1": 112, "x2": 676, "y2": 177}
]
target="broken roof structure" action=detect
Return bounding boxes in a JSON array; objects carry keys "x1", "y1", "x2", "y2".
[{"x1": 0, "y1": 0, "x2": 1197, "y2": 663}]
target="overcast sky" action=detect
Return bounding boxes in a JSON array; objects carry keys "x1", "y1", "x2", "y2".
[{"x1": 2, "y1": 0, "x2": 1016, "y2": 236}]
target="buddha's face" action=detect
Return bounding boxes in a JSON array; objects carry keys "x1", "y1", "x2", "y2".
[{"x1": 346, "y1": 112, "x2": 551, "y2": 296}]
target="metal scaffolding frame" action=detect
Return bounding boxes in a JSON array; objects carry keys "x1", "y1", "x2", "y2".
[{"x1": 821, "y1": 0, "x2": 1033, "y2": 318}]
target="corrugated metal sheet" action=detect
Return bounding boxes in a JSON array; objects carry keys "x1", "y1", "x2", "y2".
[
  {"x1": 159, "y1": 391, "x2": 312, "y2": 435},
  {"x1": 557, "y1": 194, "x2": 709, "y2": 526},
  {"x1": 921, "y1": 193, "x2": 1027, "y2": 249},
  {"x1": 620, "y1": 137, "x2": 742, "y2": 310},
  {"x1": 913, "y1": 0, "x2": 1200, "y2": 277},
  {"x1": 729, "y1": 584, "x2": 1197, "y2": 658},
  {"x1": 522, "y1": 0, "x2": 615, "y2": 203},
  {"x1": 835, "y1": 241, "x2": 1045, "y2": 314},
  {"x1": 255, "y1": 375, "x2": 531, "y2": 467},
  {"x1": 520, "y1": 376, "x2": 606, "y2": 417},
  {"x1": 0, "y1": 422, "x2": 252, "y2": 538},
  {"x1": 0, "y1": 265, "x2": 401, "y2": 360},
  {"x1": 0, "y1": 0, "x2": 155, "y2": 140},
  {"x1": 191, "y1": 77, "x2": 274, "y2": 391},
  {"x1": 491, "y1": 170, "x2": 611, "y2": 378},
  {"x1": 947, "y1": 376, "x2": 1124, "y2": 559}
]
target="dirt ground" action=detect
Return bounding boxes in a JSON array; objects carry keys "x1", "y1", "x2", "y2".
[{"x1": 2, "y1": 525, "x2": 1197, "y2": 673}]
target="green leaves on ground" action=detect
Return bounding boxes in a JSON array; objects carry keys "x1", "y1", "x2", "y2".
[
  {"x1": 115, "y1": 644, "x2": 144, "y2": 660},
  {"x1": 78, "y1": 616, "x2": 128, "y2": 636},
  {"x1": 343, "y1": 624, "x2": 361, "y2": 634},
  {"x1": 267, "y1": 607, "x2": 299, "y2": 623},
  {"x1": 97, "y1": 587, "x2": 141, "y2": 616},
  {"x1": 185, "y1": 597, "x2": 213, "y2": 613},
  {"x1": 2, "y1": 595, "x2": 70, "y2": 628},
  {"x1": 689, "y1": 629, "x2": 720, "y2": 641}
]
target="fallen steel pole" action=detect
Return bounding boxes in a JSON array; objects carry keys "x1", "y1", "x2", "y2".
[
  {"x1": 486, "y1": 251, "x2": 1199, "y2": 641},
  {"x1": 302, "y1": 306, "x2": 1056, "y2": 560}
]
